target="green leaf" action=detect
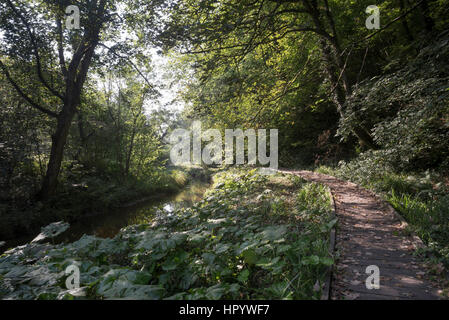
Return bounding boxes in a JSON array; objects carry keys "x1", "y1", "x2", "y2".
[
  {"x1": 162, "y1": 260, "x2": 178, "y2": 271},
  {"x1": 206, "y1": 284, "x2": 225, "y2": 300},
  {"x1": 241, "y1": 249, "x2": 258, "y2": 265},
  {"x1": 179, "y1": 272, "x2": 197, "y2": 290},
  {"x1": 302, "y1": 255, "x2": 320, "y2": 265},
  {"x1": 320, "y1": 257, "x2": 334, "y2": 266},
  {"x1": 256, "y1": 256, "x2": 280, "y2": 268},
  {"x1": 202, "y1": 253, "x2": 216, "y2": 265},
  {"x1": 32, "y1": 221, "x2": 70, "y2": 243},
  {"x1": 215, "y1": 243, "x2": 230, "y2": 254},
  {"x1": 237, "y1": 269, "x2": 250, "y2": 283},
  {"x1": 123, "y1": 285, "x2": 165, "y2": 300},
  {"x1": 326, "y1": 218, "x2": 338, "y2": 230},
  {"x1": 259, "y1": 225, "x2": 287, "y2": 241}
]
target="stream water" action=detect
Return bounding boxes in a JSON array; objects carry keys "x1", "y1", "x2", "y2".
[
  {"x1": 1, "y1": 181, "x2": 210, "y2": 252},
  {"x1": 56, "y1": 181, "x2": 210, "y2": 243}
]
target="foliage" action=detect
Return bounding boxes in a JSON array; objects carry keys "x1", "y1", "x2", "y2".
[
  {"x1": 0, "y1": 169, "x2": 334, "y2": 300},
  {"x1": 0, "y1": 74, "x2": 50, "y2": 203},
  {"x1": 162, "y1": 0, "x2": 449, "y2": 163},
  {"x1": 0, "y1": 68, "x2": 182, "y2": 241},
  {"x1": 0, "y1": 0, "x2": 448, "y2": 301},
  {"x1": 339, "y1": 34, "x2": 449, "y2": 169},
  {"x1": 31, "y1": 221, "x2": 70, "y2": 243}
]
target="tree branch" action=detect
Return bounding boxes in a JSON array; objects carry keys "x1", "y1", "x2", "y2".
[
  {"x1": 56, "y1": 18, "x2": 68, "y2": 79},
  {"x1": 359, "y1": 0, "x2": 424, "y2": 43},
  {"x1": 98, "y1": 43, "x2": 155, "y2": 89},
  {"x1": 5, "y1": 0, "x2": 64, "y2": 101},
  {"x1": 184, "y1": 24, "x2": 331, "y2": 56},
  {"x1": 0, "y1": 59, "x2": 58, "y2": 118}
]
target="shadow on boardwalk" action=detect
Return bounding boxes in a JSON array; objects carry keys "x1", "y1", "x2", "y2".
[{"x1": 280, "y1": 169, "x2": 442, "y2": 300}]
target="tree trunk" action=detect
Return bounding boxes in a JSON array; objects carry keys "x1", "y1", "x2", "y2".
[
  {"x1": 2, "y1": 0, "x2": 105, "y2": 200},
  {"x1": 420, "y1": 0, "x2": 435, "y2": 32},
  {"x1": 308, "y1": 0, "x2": 378, "y2": 149},
  {"x1": 125, "y1": 116, "x2": 138, "y2": 176},
  {"x1": 37, "y1": 106, "x2": 76, "y2": 199},
  {"x1": 399, "y1": 0, "x2": 414, "y2": 41},
  {"x1": 37, "y1": 40, "x2": 98, "y2": 200},
  {"x1": 318, "y1": 40, "x2": 378, "y2": 149}
]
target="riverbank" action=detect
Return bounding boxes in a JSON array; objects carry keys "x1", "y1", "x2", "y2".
[
  {"x1": 0, "y1": 168, "x2": 334, "y2": 299},
  {"x1": 0, "y1": 166, "x2": 211, "y2": 246}
]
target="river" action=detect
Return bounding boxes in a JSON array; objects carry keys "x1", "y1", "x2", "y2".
[{"x1": 1, "y1": 181, "x2": 210, "y2": 252}]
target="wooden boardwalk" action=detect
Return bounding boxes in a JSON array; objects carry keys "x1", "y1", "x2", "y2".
[{"x1": 280, "y1": 170, "x2": 442, "y2": 300}]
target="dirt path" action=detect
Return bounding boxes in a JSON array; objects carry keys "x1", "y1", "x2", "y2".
[{"x1": 280, "y1": 169, "x2": 442, "y2": 300}]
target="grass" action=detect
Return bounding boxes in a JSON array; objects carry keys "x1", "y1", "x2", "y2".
[
  {"x1": 388, "y1": 191, "x2": 449, "y2": 256},
  {"x1": 0, "y1": 168, "x2": 335, "y2": 300}
]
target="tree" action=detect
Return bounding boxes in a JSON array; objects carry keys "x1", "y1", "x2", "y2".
[
  {"x1": 160, "y1": 0, "x2": 442, "y2": 150},
  {"x1": 0, "y1": 0, "x2": 164, "y2": 199},
  {"x1": 159, "y1": 0, "x2": 374, "y2": 146}
]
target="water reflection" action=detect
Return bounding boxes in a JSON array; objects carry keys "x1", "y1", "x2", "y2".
[{"x1": 55, "y1": 181, "x2": 210, "y2": 243}]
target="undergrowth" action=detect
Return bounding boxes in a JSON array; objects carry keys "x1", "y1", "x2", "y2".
[{"x1": 0, "y1": 168, "x2": 334, "y2": 300}]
